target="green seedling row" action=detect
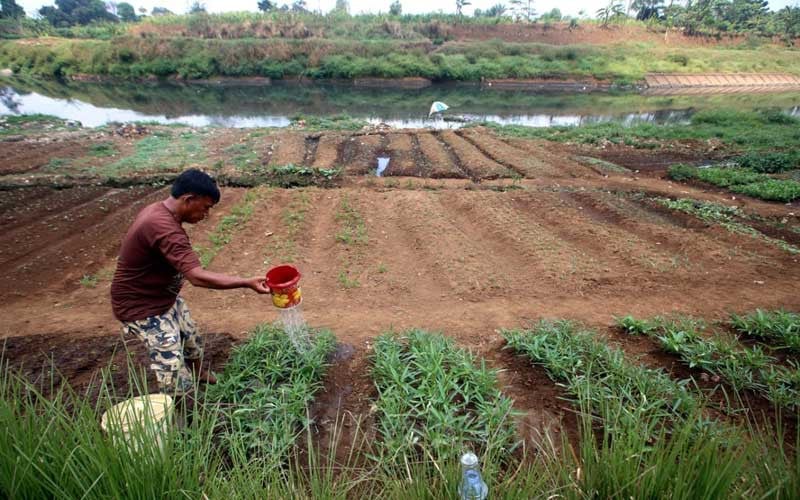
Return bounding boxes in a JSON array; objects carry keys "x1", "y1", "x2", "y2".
[
  {"x1": 335, "y1": 194, "x2": 368, "y2": 246},
  {"x1": 207, "y1": 323, "x2": 336, "y2": 471},
  {"x1": 655, "y1": 197, "x2": 800, "y2": 254},
  {"x1": 617, "y1": 315, "x2": 800, "y2": 409},
  {"x1": 195, "y1": 188, "x2": 259, "y2": 267},
  {"x1": 370, "y1": 330, "x2": 517, "y2": 470},
  {"x1": 730, "y1": 309, "x2": 800, "y2": 352},
  {"x1": 503, "y1": 320, "x2": 701, "y2": 434},
  {"x1": 500, "y1": 321, "x2": 788, "y2": 498}
]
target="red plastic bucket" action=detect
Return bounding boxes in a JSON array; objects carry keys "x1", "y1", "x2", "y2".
[{"x1": 266, "y1": 265, "x2": 302, "y2": 309}]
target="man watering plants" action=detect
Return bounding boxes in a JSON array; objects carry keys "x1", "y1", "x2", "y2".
[{"x1": 111, "y1": 169, "x2": 270, "y2": 396}]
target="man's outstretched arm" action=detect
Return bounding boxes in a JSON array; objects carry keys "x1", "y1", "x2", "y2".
[{"x1": 185, "y1": 267, "x2": 270, "y2": 294}]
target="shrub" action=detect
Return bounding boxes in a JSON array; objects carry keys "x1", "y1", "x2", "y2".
[
  {"x1": 667, "y1": 163, "x2": 698, "y2": 181},
  {"x1": 735, "y1": 151, "x2": 800, "y2": 174}
]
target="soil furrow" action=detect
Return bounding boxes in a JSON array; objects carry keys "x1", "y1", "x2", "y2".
[
  {"x1": 457, "y1": 127, "x2": 562, "y2": 178},
  {"x1": 342, "y1": 134, "x2": 385, "y2": 175},
  {"x1": 303, "y1": 135, "x2": 320, "y2": 166},
  {"x1": 0, "y1": 187, "x2": 153, "y2": 267},
  {"x1": 0, "y1": 186, "x2": 166, "y2": 300},
  {"x1": 0, "y1": 185, "x2": 109, "y2": 233},
  {"x1": 388, "y1": 190, "x2": 511, "y2": 300},
  {"x1": 416, "y1": 132, "x2": 465, "y2": 178},
  {"x1": 504, "y1": 137, "x2": 595, "y2": 177},
  {"x1": 383, "y1": 132, "x2": 420, "y2": 177},
  {"x1": 438, "y1": 130, "x2": 514, "y2": 180},
  {"x1": 0, "y1": 139, "x2": 90, "y2": 175},
  {"x1": 311, "y1": 134, "x2": 345, "y2": 169},
  {"x1": 270, "y1": 132, "x2": 307, "y2": 167},
  {"x1": 438, "y1": 189, "x2": 597, "y2": 295}
]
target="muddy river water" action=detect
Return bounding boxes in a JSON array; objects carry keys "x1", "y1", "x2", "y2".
[{"x1": 1, "y1": 79, "x2": 799, "y2": 128}]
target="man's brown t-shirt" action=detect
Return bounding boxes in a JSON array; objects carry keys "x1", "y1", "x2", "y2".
[{"x1": 111, "y1": 201, "x2": 202, "y2": 322}]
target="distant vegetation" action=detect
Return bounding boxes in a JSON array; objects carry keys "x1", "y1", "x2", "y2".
[{"x1": 0, "y1": 1, "x2": 799, "y2": 82}]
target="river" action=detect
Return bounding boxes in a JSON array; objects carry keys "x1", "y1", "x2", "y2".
[{"x1": 1, "y1": 78, "x2": 799, "y2": 129}]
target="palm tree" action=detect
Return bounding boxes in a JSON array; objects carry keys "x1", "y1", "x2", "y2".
[{"x1": 597, "y1": 1, "x2": 625, "y2": 27}]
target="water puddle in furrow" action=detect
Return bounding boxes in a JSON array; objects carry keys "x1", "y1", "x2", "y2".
[{"x1": 376, "y1": 157, "x2": 390, "y2": 176}]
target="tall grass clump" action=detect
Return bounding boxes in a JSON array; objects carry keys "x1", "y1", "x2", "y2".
[
  {"x1": 206, "y1": 323, "x2": 336, "y2": 471},
  {"x1": 0, "y1": 360, "x2": 222, "y2": 499},
  {"x1": 371, "y1": 330, "x2": 517, "y2": 473},
  {"x1": 503, "y1": 320, "x2": 700, "y2": 431}
]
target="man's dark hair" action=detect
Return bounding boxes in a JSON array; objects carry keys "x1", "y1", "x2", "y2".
[{"x1": 171, "y1": 169, "x2": 220, "y2": 203}]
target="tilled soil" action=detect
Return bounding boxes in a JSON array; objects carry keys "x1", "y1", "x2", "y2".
[{"x1": 1, "y1": 126, "x2": 799, "y2": 454}]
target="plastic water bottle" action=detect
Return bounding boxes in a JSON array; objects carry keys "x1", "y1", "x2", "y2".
[{"x1": 459, "y1": 452, "x2": 488, "y2": 500}]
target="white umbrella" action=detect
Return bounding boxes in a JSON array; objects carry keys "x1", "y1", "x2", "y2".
[{"x1": 428, "y1": 101, "x2": 449, "y2": 116}]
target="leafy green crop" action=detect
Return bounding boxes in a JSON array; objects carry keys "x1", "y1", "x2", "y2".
[
  {"x1": 730, "y1": 309, "x2": 800, "y2": 351},
  {"x1": 371, "y1": 330, "x2": 517, "y2": 469},
  {"x1": 207, "y1": 323, "x2": 336, "y2": 470},
  {"x1": 620, "y1": 314, "x2": 800, "y2": 409}
]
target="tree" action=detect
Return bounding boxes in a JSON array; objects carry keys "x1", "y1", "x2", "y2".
[
  {"x1": 632, "y1": 0, "x2": 663, "y2": 21},
  {"x1": 539, "y1": 7, "x2": 562, "y2": 21},
  {"x1": 257, "y1": 0, "x2": 275, "y2": 11},
  {"x1": 334, "y1": 0, "x2": 349, "y2": 14},
  {"x1": 456, "y1": 0, "x2": 471, "y2": 16},
  {"x1": 291, "y1": 0, "x2": 307, "y2": 12},
  {"x1": 116, "y1": 1, "x2": 137, "y2": 21},
  {"x1": 481, "y1": 3, "x2": 507, "y2": 17},
  {"x1": 389, "y1": 0, "x2": 401, "y2": 16},
  {"x1": 0, "y1": 0, "x2": 25, "y2": 18},
  {"x1": 509, "y1": 0, "x2": 534, "y2": 22},
  {"x1": 151, "y1": 6, "x2": 173, "y2": 15},
  {"x1": 39, "y1": 0, "x2": 117, "y2": 26},
  {"x1": 596, "y1": 1, "x2": 625, "y2": 26},
  {"x1": 188, "y1": 1, "x2": 206, "y2": 14}
]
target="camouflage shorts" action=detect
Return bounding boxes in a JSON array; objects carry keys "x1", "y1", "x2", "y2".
[{"x1": 121, "y1": 297, "x2": 204, "y2": 396}]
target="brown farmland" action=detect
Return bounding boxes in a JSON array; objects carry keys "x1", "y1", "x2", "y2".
[{"x1": 1, "y1": 124, "x2": 799, "y2": 452}]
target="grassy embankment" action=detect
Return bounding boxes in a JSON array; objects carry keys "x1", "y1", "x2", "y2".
[
  {"x1": 2, "y1": 13, "x2": 800, "y2": 83},
  {"x1": 2, "y1": 315, "x2": 799, "y2": 497}
]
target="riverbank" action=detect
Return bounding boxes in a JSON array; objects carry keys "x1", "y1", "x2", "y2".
[{"x1": 2, "y1": 29, "x2": 800, "y2": 84}]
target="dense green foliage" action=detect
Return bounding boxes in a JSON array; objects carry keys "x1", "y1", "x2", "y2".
[
  {"x1": 492, "y1": 109, "x2": 800, "y2": 152},
  {"x1": 371, "y1": 330, "x2": 517, "y2": 468},
  {"x1": 2, "y1": 34, "x2": 799, "y2": 82},
  {"x1": 206, "y1": 323, "x2": 336, "y2": 469},
  {"x1": 1, "y1": 319, "x2": 798, "y2": 498}
]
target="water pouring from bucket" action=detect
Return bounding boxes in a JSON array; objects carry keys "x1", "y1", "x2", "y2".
[{"x1": 266, "y1": 264, "x2": 311, "y2": 352}]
